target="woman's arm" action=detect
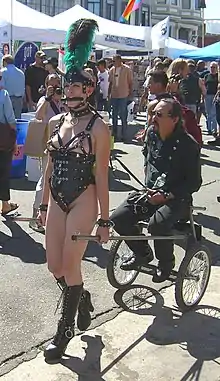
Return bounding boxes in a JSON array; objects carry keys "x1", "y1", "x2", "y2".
[
  {"x1": 35, "y1": 98, "x2": 49, "y2": 121},
  {"x1": 94, "y1": 120, "x2": 111, "y2": 220},
  {"x1": 41, "y1": 154, "x2": 52, "y2": 206}
]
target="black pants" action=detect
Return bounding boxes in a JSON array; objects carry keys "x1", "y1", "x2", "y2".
[
  {"x1": 97, "y1": 94, "x2": 108, "y2": 112},
  {"x1": 110, "y1": 194, "x2": 190, "y2": 267},
  {"x1": 0, "y1": 151, "x2": 12, "y2": 201}
]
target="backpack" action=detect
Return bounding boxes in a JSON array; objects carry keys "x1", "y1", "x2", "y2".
[{"x1": 179, "y1": 74, "x2": 201, "y2": 105}]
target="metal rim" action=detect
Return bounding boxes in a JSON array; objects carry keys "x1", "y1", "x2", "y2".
[
  {"x1": 181, "y1": 249, "x2": 210, "y2": 307},
  {"x1": 112, "y1": 240, "x2": 138, "y2": 286}
]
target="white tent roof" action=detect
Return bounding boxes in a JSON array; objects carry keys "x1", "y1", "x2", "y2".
[
  {"x1": 165, "y1": 37, "x2": 199, "y2": 59},
  {"x1": 0, "y1": 0, "x2": 65, "y2": 43},
  {"x1": 53, "y1": 5, "x2": 152, "y2": 51}
]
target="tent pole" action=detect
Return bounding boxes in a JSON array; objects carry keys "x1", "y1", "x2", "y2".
[
  {"x1": 201, "y1": 8, "x2": 205, "y2": 47},
  {"x1": 10, "y1": 0, "x2": 13, "y2": 54}
]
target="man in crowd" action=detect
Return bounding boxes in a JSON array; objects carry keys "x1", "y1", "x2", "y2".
[
  {"x1": 196, "y1": 60, "x2": 209, "y2": 123},
  {"x1": 97, "y1": 59, "x2": 109, "y2": 111},
  {"x1": 204, "y1": 61, "x2": 218, "y2": 135},
  {"x1": 43, "y1": 57, "x2": 65, "y2": 77},
  {"x1": 111, "y1": 98, "x2": 202, "y2": 283},
  {"x1": 25, "y1": 51, "x2": 48, "y2": 111},
  {"x1": 197, "y1": 60, "x2": 210, "y2": 79},
  {"x1": 139, "y1": 69, "x2": 170, "y2": 113},
  {"x1": 179, "y1": 62, "x2": 206, "y2": 115},
  {"x1": 1, "y1": 55, "x2": 25, "y2": 119},
  {"x1": 108, "y1": 55, "x2": 133, "y2": 142}
]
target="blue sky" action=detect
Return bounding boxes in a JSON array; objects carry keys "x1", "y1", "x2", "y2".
[{"x1": 204, "y1": 0, "x2": 218, "y2": 19}]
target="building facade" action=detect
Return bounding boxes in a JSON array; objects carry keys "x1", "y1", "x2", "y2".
[{"x1": 18, "y1": 0, "x2": 202, "y2": 45}]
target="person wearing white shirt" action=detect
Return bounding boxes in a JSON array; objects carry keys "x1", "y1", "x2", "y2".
[{"x1": 97, "y1": 59, "x2": 109, "y2": 111}]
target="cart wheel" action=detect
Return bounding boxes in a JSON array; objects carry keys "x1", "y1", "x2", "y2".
[
  {"x1": 175, "y1": 244, "x2": 211, "y2": 312},
  {"x1": 107, "y1": 239, "x2": 139, "y2": 289}
]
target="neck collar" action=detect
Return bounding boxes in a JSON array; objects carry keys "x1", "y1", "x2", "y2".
[{"x1": 69, "y1": 104, "x2": 91, "y2": 118}]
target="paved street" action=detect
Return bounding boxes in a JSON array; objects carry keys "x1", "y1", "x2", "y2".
[{"x1": 0, "y1": 116, "x2": 220, "y2": 379}]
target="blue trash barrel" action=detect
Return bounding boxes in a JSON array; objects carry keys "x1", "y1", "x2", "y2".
[{"x1": 11, "y1": 119, "x2": 29, "y2": 178}]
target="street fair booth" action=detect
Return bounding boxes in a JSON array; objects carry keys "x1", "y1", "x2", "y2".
[
  {"x1": 0, "y1": 0, "x2": 65, "y2": 45},
  {"x1": 165, "y1": 38, "x2": 200, "y2": 59},
  {"x1": 53, "y1": 4, "x2": 152, "y2": 51},
  {"x1": 180, "y1": 40, "x2": 220, "y2": 61}
]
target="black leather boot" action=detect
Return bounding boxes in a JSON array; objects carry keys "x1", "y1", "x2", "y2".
[
  {"x1": 44, "y1": 284, "x2": 83, "y2": 362},
  {"x1": 55, "y1": 276, "x2": 67, "y2": 291},
  {"x1": 77, "y1": 289, "x2": 94, "y2": 331}
]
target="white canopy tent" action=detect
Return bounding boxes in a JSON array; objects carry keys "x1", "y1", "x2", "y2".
[
  {"x1": 165, "y1": 38, "x2": 200, "y2": 59},
  {"x1": 53, "y1": 5, "x2": 152, "y2": 51},
  {"x1": 0, "y1": 0, "x2": 65, "y2": 44}
]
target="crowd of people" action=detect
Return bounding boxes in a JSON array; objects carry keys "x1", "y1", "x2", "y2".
[
  {"x1": 0, "y1": 19, "x2": 217, "y2": 363},
  {"x1": 141, "y1": 56, "x2": 220, "y2": 147}
]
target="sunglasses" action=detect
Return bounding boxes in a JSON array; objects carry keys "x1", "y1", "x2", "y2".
[{"x1": 152, "y1": 110, "x2": 172, "y2": 118}]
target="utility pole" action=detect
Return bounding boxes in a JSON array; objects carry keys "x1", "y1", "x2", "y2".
[
  {"x1": 10, "y1": 0, "x2": 13, "y2": 54},
  {"x1": 201, "y1": 8, "x2": 205, "y2": 47}
]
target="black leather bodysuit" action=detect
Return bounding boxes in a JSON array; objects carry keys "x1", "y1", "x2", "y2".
[{"x1": 47, "y1": 113, "x2": 98, "y2": 212}]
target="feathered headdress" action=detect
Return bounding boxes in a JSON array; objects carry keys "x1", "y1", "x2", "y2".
[{"x1": 64, "y1": 19, "x2": 99, "y2": 84}]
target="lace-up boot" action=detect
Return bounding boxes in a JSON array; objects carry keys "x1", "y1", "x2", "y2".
[{"x1": 44, "y1": 284, "x2": 83, "y2": 362}]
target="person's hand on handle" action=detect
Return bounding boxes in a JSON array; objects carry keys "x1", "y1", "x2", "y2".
[
  {"x1": 95, "y1": 226, "x2": 110, "y2": 244},
  {"x1": 148, "y1": 192, "x2": 167, "y2": 205}
]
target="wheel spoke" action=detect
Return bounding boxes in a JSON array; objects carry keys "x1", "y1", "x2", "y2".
[
  {"x1": 110, "y1": 240, "x2": 138, "y2": 286},
  {"x1": 180, "y1": 249, "x2": 210, "y2": 307}
]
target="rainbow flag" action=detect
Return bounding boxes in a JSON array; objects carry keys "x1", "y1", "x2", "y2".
[
  {"x1": 119, "y1": 0, "x2": 143, "y2": 23},
  {"x1": 133, "y1": 0, "x2": 143, "y2": 12}
]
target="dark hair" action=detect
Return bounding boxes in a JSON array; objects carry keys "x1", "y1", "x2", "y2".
[
  {"x1": 163, "y1": 58, "x2": 173, "y2": 69},
  {"x1": 160, "y1": 98, "x2": 183, "y2": 119},
  {"x1": 188, "y1": 63, "x2": 196, "y2": 73},
  {"x1": 148, "y1": 70, "x2": 168, "y2": 88},
  {"x1": 97, "y1": 59, "x2": 106, "y2": 68},
  {"x1": 155, "y1": 62, "x2": 164, "y2": 71}
]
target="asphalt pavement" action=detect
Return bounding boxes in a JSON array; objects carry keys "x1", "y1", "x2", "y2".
[{"x1": 0, "y1": 115, "x2": 220, "y2": 377}]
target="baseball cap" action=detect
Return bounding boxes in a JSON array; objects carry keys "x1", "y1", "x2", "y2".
[
  {"x1": 43, "y1": 57, "x2": 58, "y2": 68},
  {"x1": 35, "y1": 50, "x2": 46, "y2": 58}
]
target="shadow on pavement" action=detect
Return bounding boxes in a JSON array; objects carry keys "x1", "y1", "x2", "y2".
[
  {"x1": 83, "y1": 242, "x2": 109, "y2": 269},
  {"x1": 0, "y1": 220, "x2": 46, "y2": 264},
  {"x1": 113, "y1": 285, "x2": 220, "y2": 381},
  {"x1": 201, "y1": 157, "x2": 220, "y2": 168},
  {"x1": 10, "y1": 177, "x2": 36, "y2": 191},
  {"x1": 203, "y1": 144, "x2": 220, "y2": 152},
  {"x1": 61, "y1": 335, "x2": 106, "y2": 381},
  {"x1": 194, "y1": 213, "x2": 220, "y2": 265},
  {"x1": 195, "y1": 213, "x2": 220, "y2": 238},
  {"x1": 109, "y1": 171, "x2": 136, "y2": 193}
]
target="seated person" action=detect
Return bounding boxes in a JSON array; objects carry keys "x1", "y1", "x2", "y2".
[{"x1": 110, "y1": 98, "x2": 202, "y2": 283}]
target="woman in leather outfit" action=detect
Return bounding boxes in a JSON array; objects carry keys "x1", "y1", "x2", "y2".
[{"x1": 39, "y1": 19, "x2": 111, "y2": 362}]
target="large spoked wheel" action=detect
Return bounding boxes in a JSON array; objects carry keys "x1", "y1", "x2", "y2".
[
  {"x1": 107, "y1": 239, "x2": 139, "y2": 289},
  {"x1": 175, "y1": 244, "x2": 212, "y2": 312}
]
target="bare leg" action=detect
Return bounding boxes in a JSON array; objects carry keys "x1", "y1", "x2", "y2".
[
  {"x1": 44, "y1": 187, "x2": 98, "y2": 362},
  {"x1": 45, "y1": 195, "x2": 67, "y2": 279},
  {"x1": 62, "y1": 187, "x2": 98, "y2": 286}
]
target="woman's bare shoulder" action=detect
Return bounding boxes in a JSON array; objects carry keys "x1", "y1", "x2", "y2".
[{"x1": 92, "y1": 116, "x2": 110, "y2": 137}]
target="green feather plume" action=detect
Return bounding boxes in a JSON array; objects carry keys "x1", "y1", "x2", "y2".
[{"x1": 64, "y1": 19, "x2": 99, "y2": 72}]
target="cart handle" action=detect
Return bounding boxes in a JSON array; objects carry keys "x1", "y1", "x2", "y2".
[{"x1": 71, "y1": 234, "x2": 186, "y2": 242}]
